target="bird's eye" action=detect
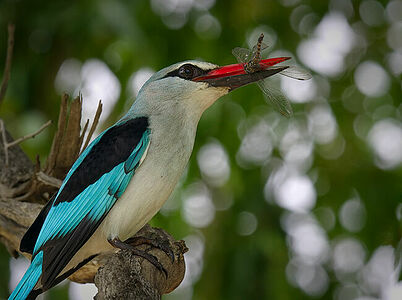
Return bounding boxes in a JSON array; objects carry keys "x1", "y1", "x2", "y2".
[
  {"x1": 164, "y1": 63, "x2": 206, "y2": 80},
  {"x1": 178, "y1": 64, "x2": 195, "y2": 79}
]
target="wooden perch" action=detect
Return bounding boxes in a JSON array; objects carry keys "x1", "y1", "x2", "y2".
[{"x1": 94, "y1": 225, "x2": 187, "y2": 299}]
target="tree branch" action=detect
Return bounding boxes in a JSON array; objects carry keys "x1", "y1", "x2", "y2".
[
  {"x1": 82, "y1": 99, "x2": 102, "y2": 152},
  {"x1": 7, "y1": 120, "x2": 52, "y2": 148},
  {"x1": 0, "y1": 120, "x2": 52, "y2": 166},
  {"x1": 0, "y1": 24, "x2": 15, "y2": 105}
]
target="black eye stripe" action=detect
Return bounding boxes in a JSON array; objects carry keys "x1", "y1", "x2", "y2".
[{"x1": 164, "y1": 64, "x2": 209, "y2": 80}]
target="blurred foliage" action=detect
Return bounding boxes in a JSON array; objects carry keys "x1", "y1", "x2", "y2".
[{"x1": 0, "y1": 0, "x2": 401, "y2": 299}]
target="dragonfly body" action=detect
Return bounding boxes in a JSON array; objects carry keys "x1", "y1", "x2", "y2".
[{"x1": 244, "y1": 33, "x2": 265, "y2": 73}]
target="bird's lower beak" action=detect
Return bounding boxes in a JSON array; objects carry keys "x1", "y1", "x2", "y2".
[{"x1": 193, "y1": 57, "x2": 291, "y2": 90}]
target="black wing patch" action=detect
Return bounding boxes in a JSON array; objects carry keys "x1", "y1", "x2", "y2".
[{"x1": 54, "y1": 117, "x2": 149, "y2": 205}]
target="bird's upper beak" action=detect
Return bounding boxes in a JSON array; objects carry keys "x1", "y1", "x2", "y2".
[{"x1": 193, "y1": 57, "x2": 291, "y2": 90}]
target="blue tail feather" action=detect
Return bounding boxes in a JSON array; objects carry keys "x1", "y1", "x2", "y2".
[{"x1": 9, "y1": 251, "x2": 43, "y2": 300}]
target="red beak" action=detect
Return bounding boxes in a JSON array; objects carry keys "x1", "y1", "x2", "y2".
[{"x1": 193, "y1": 57, "x2": 290, "y2": 90}]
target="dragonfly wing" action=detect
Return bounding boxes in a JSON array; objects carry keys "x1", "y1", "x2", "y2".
[
  {"x1": 257, "y1": 79, "x2": 293, "y2": 118},
  {"x1": 280, "y1": 66, "x2": 312, "y2": 80},
  {"x1": 232, "y1": 47, "x2": 251, "y2": 63},
  {"x1": 232, "y1": 42, "x2": 269, "y2": 64}
]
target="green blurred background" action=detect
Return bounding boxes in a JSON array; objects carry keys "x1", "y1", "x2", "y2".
[{"x1": 0, "y1": 0, "x2": 401, "y2": 299}]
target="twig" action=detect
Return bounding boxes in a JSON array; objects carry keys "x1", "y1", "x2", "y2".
[
  {"x1": 4, "y1": 189, "x2": 35, "y2": 202},
  {"x1": 0, "y1": 24, "x2": 15, "y2": 105},
  {"x1": 36, "y1": 171, "x2": 62, "y2": 188},
  {"x1": 82, "y1": 100, "x2": 102, "y2": 152},
  {"x1": 78, "y1": 118, "x2": 89, "y2": 148},
  {"x1": 45, "y1": 93, "x2": 69, "y2": 175},
  {"x1": 2, "y1": 120, "x2": 52, "y2": 165},
  {"x1": 7, "y1": 120, "x2": 52, "y2": 148},
  {"x1": 1, "y1": 119, "x2": 8, "y2": 165}
]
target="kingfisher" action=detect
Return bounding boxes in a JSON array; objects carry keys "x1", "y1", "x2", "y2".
[{"x1": 9, "y1": 57, "x2": 290, "y2": 299}]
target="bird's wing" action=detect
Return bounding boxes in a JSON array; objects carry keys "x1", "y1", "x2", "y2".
[{"x1": 28, "y1": 116, "x2": 150, "y2": 289}]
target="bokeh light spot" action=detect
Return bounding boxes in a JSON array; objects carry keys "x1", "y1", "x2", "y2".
[
  {"x1": 298, "y1": 13, "x2": 355, "y2": 76},
  {"x1": 236, "y1": 211, "x2": 258, "y2": 236},
  {"x1": 128, "y1": 68, "x2": 155, "y2": 97},
  {"x1": 275, "y1": 174, "x2": 316, "y2": 212},
  {"x1": 193, "y1": 0, "x2": 215, "y2": 10},
  {"x1": 387, "y1": 51, "x2": 402, "y2": 76},
  {"x1": 182, "y1": 183, "x2": 215, "y2": 228},
  {"x1": 194, "y1": 14, "x2": 221, "y2": 40},
  {"x1": 286, "y1": 215, "x2": 330, "y2": 263},
  {"x1": 359, "y1": 0, "x2": 385, "y2": 27},
  {"x1": 333, "y1": 238, "x2": 366, "y2": 274},
  {"x1": 339, "y1": 197, "x2": 366, "y2": 232},
  {"x1": 386, "y1": 0, "x2": 402, "y2": 23},
  {"x1": 197, "y1": 141, "x2": 230, "y2": 187},
  {"x1": 286, "y1": 259, "x2": 329, "y2": 296},
  {"x1": 180, "y1": 234, "x2": 205, "y2": 289},
  {"x1": 9, "y1": 257, "x2": 29, "y2": 293},
  {"x1": 281, "y1": 75, "x2": 317, "y2": 103},
  {"x1": 80, "y1": 59, "x2": 121, "y2": 127},
  {"x1": 360, "y1": 246, "x2": 399, "y2": 296},
  {"x1": 308, "y1": 105, "x2": 338, "y2": 144},
  {"x1": 237, "y1": 120, "x2": 273, "y2": 166},
  {"x1": 54, "y1": 58, "x2": 82, "y2": 96},
  {"x1": 354, "y1": 61, "x2": 390, "y2": 97},
  {"x1": 368, "y1": 119, "x2": 402, "y2": 169},
  {"x1": 387, "y1": 22, "x2": 402, "y2": 50},
  {"x1": 69, "y1": 282, "x2": 97, "y2": 300}
]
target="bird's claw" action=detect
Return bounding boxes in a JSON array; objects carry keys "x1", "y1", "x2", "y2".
[
  {"x1": 124, "y1": 235, "x2": 175, "y2": 263},
  {"x1": 108, "y1": 237, "x2": 168, "y2": 278}
]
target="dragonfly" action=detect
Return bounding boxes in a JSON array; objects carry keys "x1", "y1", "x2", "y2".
[{"x1": 232, "y1": 33, "x2": 312, "y2": 117}]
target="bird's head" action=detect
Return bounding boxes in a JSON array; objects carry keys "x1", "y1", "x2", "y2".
[{"x1": 132, "y1": 59, "x2": 287, "y2": 120}]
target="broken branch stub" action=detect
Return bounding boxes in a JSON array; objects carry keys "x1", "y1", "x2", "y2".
[{"x1": 44, "y1": 94, "x2": 103, "y2": 179}]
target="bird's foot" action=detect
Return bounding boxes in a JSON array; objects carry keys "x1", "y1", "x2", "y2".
[
  {"x1": 124, "y1": 233, "x2": 175, "y2": 263},
  {"x1": 108, "y1": 237, "x2": 168, "y2": 278}
]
